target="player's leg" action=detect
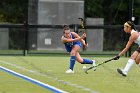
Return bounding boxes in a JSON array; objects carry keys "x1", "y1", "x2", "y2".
[
  {"x1": 135, "y1": 47, "x2": 140, "y2": 66},
  {"x1": 76, "y1": 52, "x2": 94, "y2": 64},
  {"x1": 117, "y1": 51, "x2": 138, "y2": 76},
  {"x1": 76, "y1": 52, "x2": 96, "y2": 71},
  {"x1": 136, "y1": 54, "x2": 140, "y2": 66},
  {"x1": 66, "y1": 45, "x2": 80, "y2": 73},
  {"x1": 75, "y1": 52, "x2": 83, "y2": 63},
  {"x1": 135, "y1": 54, "x2": 140, "y2": 64}
]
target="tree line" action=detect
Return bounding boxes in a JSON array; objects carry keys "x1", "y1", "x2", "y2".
[{"x1": 0, "y1": 0, "x2": 140, "y2": 24}]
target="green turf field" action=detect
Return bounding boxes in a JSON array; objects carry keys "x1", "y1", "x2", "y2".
[{"x1": 0, "y1": 56, "x2": 140, "y2": 93}]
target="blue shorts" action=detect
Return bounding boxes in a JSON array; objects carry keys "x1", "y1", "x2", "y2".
[{"x1": 65, "y1": 42, "x2": 81, "y2": 53}]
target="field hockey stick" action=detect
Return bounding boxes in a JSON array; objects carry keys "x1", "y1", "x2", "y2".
[
  {"x1": 84, "y1": 57, "x2": 115, "y2": 74},
  {"x1": 78, "y1": 18, "x2": 87, "y2": 43},
  {"x1": 78, "y1": 18, "x2": 85, "y2": 32}
]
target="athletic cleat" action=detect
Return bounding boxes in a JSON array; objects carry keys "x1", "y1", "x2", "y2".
[
  {"x1": 92, "y1": 60, "x2": 96, "y2": 71},
  {"x1": 117, "y1": 68, "x2": 127, "y2": 77},
  {"x1": 66, "y1": 69, "x2": 74, "y2": 74}
]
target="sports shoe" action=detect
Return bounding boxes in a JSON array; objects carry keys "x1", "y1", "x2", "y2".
[
  {"x1": 66, "y1": 69, "x2": 74, "y2": 74},
  {"x1": 92, "y1": 60, "x2": 96, "y2": 71},
  {"x1": 117, "y1": 68, "x2": 127, "y2": 77}
]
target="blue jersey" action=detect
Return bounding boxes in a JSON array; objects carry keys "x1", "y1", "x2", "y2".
[{"x1": 64, "y1": 33, "x2": 81, "y2": 53}]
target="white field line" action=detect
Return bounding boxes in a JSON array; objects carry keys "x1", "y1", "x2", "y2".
[
  {"x1": 0, "y1": 60, "x2": 99, "y2": 93},
  {"x1": 0, "y1": 66, "x2": 68, "y2": 93}
]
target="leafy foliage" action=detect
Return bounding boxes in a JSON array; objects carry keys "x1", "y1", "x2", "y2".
[
  {"x1": 85, "y1": 0, "x2": 140, "y2": 24},
  {"x1": 0, "y1": 0, "x2": 28, "y2": 23}
]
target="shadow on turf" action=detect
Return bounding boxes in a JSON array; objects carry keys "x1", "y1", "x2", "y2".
[{"x1": 101, "y1": 65, "x2": 138, "y2": 87}]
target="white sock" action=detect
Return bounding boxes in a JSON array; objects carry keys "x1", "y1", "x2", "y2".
[
  {"x1": 123, "y1": 59, "x2": 135, "y2": 74},
  {"x1": 92, "y1": 60, "x2": 96, "y2": 66}
]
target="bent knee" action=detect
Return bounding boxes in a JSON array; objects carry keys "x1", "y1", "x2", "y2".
[
  {"x1": 70, "y1": 51, "x2": 76, "y2": 56},
  {"x1": 135, "y1": 59, "x2": 140, "y2": 64},
  {"x1": 135, "y1": 61, "x2": 139, "y2": 64}
]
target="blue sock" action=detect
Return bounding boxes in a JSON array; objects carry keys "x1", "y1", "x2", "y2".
[
  {"x1": 82, "y1": 58, "x2": 93, "y2": 64},
  {"x1": 69, "y1": 56, "x2": 76, "y2": 70}
]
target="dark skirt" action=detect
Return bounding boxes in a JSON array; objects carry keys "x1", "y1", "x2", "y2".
[{"x1": 136, "y1": 47, "x2": 140, "y2": 53}]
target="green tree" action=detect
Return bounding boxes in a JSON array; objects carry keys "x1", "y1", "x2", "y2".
[
  {"x1": 85, "y1": 0, "x2": 140, "y2": 24},
  {"x1": 0, "y1": 0, "x2": 28, "y2": 23},
  {"x1": 85, "y1": 0, "x2": 104, "y2": 18}
]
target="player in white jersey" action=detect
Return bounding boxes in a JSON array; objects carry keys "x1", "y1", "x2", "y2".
[{"x1": 113, "y1": 21, "x2": 140, "y2": 77}]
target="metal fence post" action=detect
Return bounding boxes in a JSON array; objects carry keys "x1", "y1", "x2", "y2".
[
  {"x1": 23, "y1": 21, "x2": 28, "y2": 56},
  {"x1": 73, "y1": 24, "x2": 79, "y2": 33}
]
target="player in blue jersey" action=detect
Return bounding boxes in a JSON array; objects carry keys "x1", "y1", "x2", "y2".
[
  {"x1": 114, "y1": 21, "x2": 140, "y2": 77},
  {"x1": 61, "y1": 25, "x2": 96, "y2": 73}
]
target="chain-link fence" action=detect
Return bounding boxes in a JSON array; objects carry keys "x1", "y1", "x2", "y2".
[{"x1": 0, "y1": 23, "x2": 139, "y2": 56}]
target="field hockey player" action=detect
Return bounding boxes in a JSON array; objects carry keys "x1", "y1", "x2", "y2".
[
  {"x1": 61, "y1": 25, "x2": 96, "y2": 74},
  {"x1": 114, "y1": 21, "x2": 140, "y2": 77}
]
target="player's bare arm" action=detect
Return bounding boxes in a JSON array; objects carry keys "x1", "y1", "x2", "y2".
[
  {"x1": 119, "y1": 32, "x2": 138, "y2": 56},
  {"x1": 61, "y1": 33, "x2": 86, "y2": 43},
  {"x1": 71, "y1": 32, "x2": 87, "y2": 46}
]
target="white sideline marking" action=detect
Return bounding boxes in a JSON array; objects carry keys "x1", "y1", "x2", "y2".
[
  {"x1": 0, "y1": 60, "x2": 99, "y2": 93},
  {"x1": 0, "y1": 66, "x2": 68, "y2": 93}
]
